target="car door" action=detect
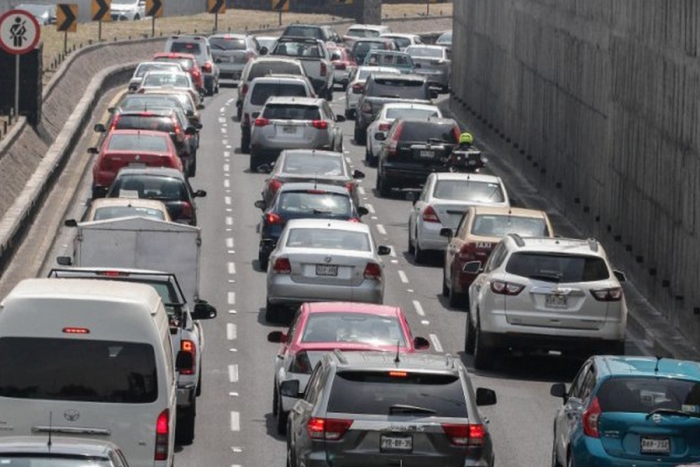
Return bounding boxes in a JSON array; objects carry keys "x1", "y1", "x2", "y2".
[
  {"x1": 445, "y1": 208, "x2": 473, "y2": 282},
  {"x1": 470, "y1": 241, "x2": 508, "y2": 312},
  {"x1": 410, "y1": 177, "x2": 432, "y2": 240},
  {"x1": 291, "y1": 363, "x2": 328, "y2": 464},
  {"x1": 322, "y1": 101, "x2": 339, "y2": 148},
  {"x1": 277, "y1": 309, "x2": 303, "y2": 382},
  {"x1": 554, "y1": 361, "x2": 596, "y2": 463}
]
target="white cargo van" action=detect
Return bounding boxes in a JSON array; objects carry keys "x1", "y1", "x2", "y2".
[{"x1": 0, "y1": 278, "x2": 185, "y2": 467}]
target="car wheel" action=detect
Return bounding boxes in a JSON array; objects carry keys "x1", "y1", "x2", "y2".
[
  {"x1": 377, "y1": 174, "x2": 392, "y2": 198},
  {"x1": 272, "y1": 382, "x2": 279, "y2": 416},
  {"x1": 407, "y1": 231, "x2": 415, "y2": 255},
  {"x1": 465, "y1": 310, "x2": 476, "y2": 355},
  {"x1": 442, "y1": 273, "x2": 449, "y2": 297},
  {"x1": 258, "y1": 249, "x2": 269, "y2": 271},
  {"x1": 241, "y1": 128, "x2": 251, "y2": 154},
  {"x1": 196, "y1": 367, "x2": 202, "y2": 397},
  {"x1": 413, "y1": 234, "x2": 427, "y2": 264},
  {"x1": 354, "y1": 125, "x2": 366, "y2": 145},
  {"x1": 326, "y1": 87, "x2": 333, "y2": 101},
  {"x1": 175, "y1": 399, "x2": 196, "y2": 445},
  {"x1": 133, "y1": 14, "x2": 140, "y2": 20},
  {"x1": 188, "y1": 154, "x2": 197, "y2": 178},
  {"x1": 473, "y1": 317, "x2": 495, "y2": 370},
  {"x1": 265, "y1": 300, "x2": 280, "y2": 323},
  {"x1": 276, "y1": 393, "x2": 288, "y2": 435},
  {"x1": 551, "y1": 439, "x2": 563, "y2": 467},
  {"x1": 449, "y1": 276, "x2": 468, "y2": 309},
  {"x1": 236, "y1": 104, "x2": 242, "y2": 121},
  {"x1": 365, "y1": 144, "x2": 372, "y2": 163},
  {"x1": 250, "y1": 149, "x2": 260, "y2": 172}
]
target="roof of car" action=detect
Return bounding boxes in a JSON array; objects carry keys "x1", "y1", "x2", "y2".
[
  {"x1": 432, "y1": 172, "x2": 502, "y2": 183},
  {"x1": 264, "y1": 96, "x2": 324, "y2": 106},
  {"x1": 406, "y1": 44, "x2": 446, "y2": 51},
  {"x1": 285, "y1": 218, "x2": 371, "y2": 233},
  {"x1": 277, "y1": 183, "x2": 350, "y2": 195},
  {"x1": 143, "y1": 70, "x2": 189, "y2": 76},
  {"x1": 471, "y1": 206, "x2": 548, "y2": 219},
  {"x1": 115, "y1": 167, "x2": 185, "y2": 179},
  {"x1": 353, "y1": 38, "x2": 394, "y2": 44},
  {"x1": 168, "y1": 35, "x2": 209, "y2": 42},
  {"x1": 348, "y1": 24, "x2": 387, "y2": 31},
  {"x1": 153, "y1": 52, "x2": 197, "y2": 59},
  {"x1": 395, "y1": 116, "x2": 456, "y2": 125},
  {"x1": 356, "y1": 65, "x2": 401, "y2": 73},
  {"x1": 380, "y1": 102, "x2": 439, "y2": 111},
  {"x1": 507, "y1": 236, "x2": 605, "y2": 256},
  {"x1": 369, "y1": 73, "x2": 426, "y2": 81},
  {"x1": 380, "y1": 33, "x2": 419, "y2": 38},
  {"x1": 106, "y1": 129, "x2": 170, "y2": 138},
  {"x1": 596, "y1": 356, "x2": 700, "y2": 380},
  {"x1": 4, "y1": 278, "x2": 159, "y2": 304},
  {"x1": 251, "y1": 56, "x2": 304, "y2": 64},
  {"x1": 330, "y1": 351, "x2": 460, "y2": 373},
  {"x1": 0, "y1": 436, "x2": 119, "y2": 457},
  {"x1": 117, "y1": 108, "x2": 174, "y2": 116},
  {"x1": 305, "y1": 302, "x2": 400, "y2": 317},
  {"x1": 249, "y1": 74, "x2": 310, "y2": 84},
  {"x1": 137, "y1": 61, "x2": 179, "y2": 68},
  {"x1": 367, "y1": 50, "x2": 409, "y2": 56}
]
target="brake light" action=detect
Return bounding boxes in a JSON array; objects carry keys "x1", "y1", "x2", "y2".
[
  {"x1": 62, "y1": 327, "x2": 90, "y2": 334},
  {"x1": 171, "y1": 115, "x2": 182, "y2": 138},
  {"x1": 312, "y1": 120, "x2": 328, "y2": 130},
  {"x1": 110, "y1": 114, "x2": 120, "y2": 131},
  {"x1": 202, "y1": 62, "x2": 213, "y2": 73},
  {"x1": 266, "y1": 212, "x2": 284, "y2": 225},
  {"x1": 388, "y1": 371, "x2": 407, "y2": 377},
  {"x1": 583, "y1": 397, "x2": 601, "y2": 438},
  {"x1": 320, "y1": 61, "x2": 327, "y2": 77},
  {"x1": 490, "y1": 280, "x2": 525, "y2": 295},
  {"x1": 272, "y1": 258, "x2": 291, "y2": 274},
  {"x1": 241, "y1": 83, "x2": 249, "y2": 96},
  {"x1": 289, "y1": 351, "x2": 312, "y2": 373},
  {"x1": 422, "y1": 205, "x2": 440, "y2": 223},
  {"x1": 387, "y1": 123, "x2": 403, "y2": 157},
  {"x1": 307, "y1": 418, "x2": 352, "y2": 440},
  {"x1": 361, "y1": 101, "x2": 372, "y2": 114},
  {"x1": 180, "y1": 201, "x2": 194, "y2": 220},
  {"x1": 254, "y1": 118, "x2": 270, "y2": 127},
  {"x1": 441, "y1": 423, "x2": 486, "y2": 446},
  {"x1": 348, "y1": 218, "x2": 360, "y2": 222},
  {"x1": 363, "y1": 262, "x2": 382, "y2": 280},
  {"x1": 154, "y1": 409, "x2": 169, "y2": 461},
  {"x1": 378, "y1": 122, "x2": 392, "y2": 132},
  {"x1": 344, "y1": 182, "x2": 354, "y2": 193},
  {"x1": 352, "y1": 83, "x2": 364, "y2": 94},
  {"x1": 97, "y1": 271, "x2": 129, "y2": 277},
  {"x1": 591, "y1": 287, "x2": 623, "y2": 301},
  {"x1": 268, "y1": 179, "x2": 282, "y2": 195},
  {"x1": 180, "y1": 339, "x2": 196, "y2": 375},
  {"x1": 333, "y1": 61, "x2": 347, "y2": 70},
  {"x1": 453, "y1": 126, "x2": 461, "y2": 143}
]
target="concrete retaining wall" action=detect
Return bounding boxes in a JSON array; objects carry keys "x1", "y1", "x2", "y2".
[{"x1": 452, "y1": 0, "x2": 700, "y2": 347}]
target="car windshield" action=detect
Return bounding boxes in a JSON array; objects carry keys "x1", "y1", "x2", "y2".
[
  {"x1": 0, "y1": 337, "x2": 157, "y2": 403},
  {"x1": 262, "y1": 104, "x2": 320, "y2": 120},
  {"x1": 210, "y1": 37, "x2": 247, "y2": 50},
  {"x1": 135, "y1": 63, "x2": 179, "y2": 77},
  {"x1": 368, "y1": 78, "x2": 426, "y2": 99},
  {"x1": 93, "y1": 206, "x2": 166, "y2": 221},
  {"x1": 111, "y1": 175, "x2": 187, "y2": 201},
  {"x1": 282, "y1": 153, "x2": 344, "y2": 176},
  {"x1": 251, "y1": 83, "x2": 308, "y2": 105},
  {"x1": 114, "y1": 115, "x2": 174, "y2": 132},
  {"x1": 284, "y1": 26, "x2": 323, "y2": 40},
  {"x1": 301, "y1": 312, "x2": 406, "y2": 346},
  {"x1": 249, "y1": 61, "x2": 303, "y2": 80},
  {"x1": 156, "y1": 57, "x2": 195, "y2": 70},
  {"x1": 598, "y1": 377, "x2": 700, "y2": 415},
  {"x1": 273, "y1": 41, "x2": 322, "y2": 58},
  {"x1": 433, "y1": 180, "x2": 505, "y2": 203},
  {"x1": 437, "y1": 31, "x2": 452, "y2": 43},
  {"x1": 277, "y1": 192, "x2": 352, "y2": 217},
  {"x1": 143, "y1": 73, "x2": 190, "y2": 88},
  {"x1": 107, "y1": 133, "x2": 169, "y2": 152},
  {"x1": 471, "y1": 215, "x2": 549, "y2": 237},
  {"x1": 286, "y1": 228, "x2": 371, "y2": 251},
  {"x1": 407, "y1": 47, "x2": 443, "y2": 58},
  {"x1": 505, "y1": 253, "x2": 610, "y2": 282},
  {"x1": 328, "y1": 371, "x2": 468, "y2": 417},
  {"x1": 399, "y1": 122, "x2": 457, "y2": 143},
  {"x1": 385, "y1": 108, "x2": 438, "y2": 120},
  {"x1": 0, "y1": 457, "x2": 113, "y2": 467},
  {"x1": 390, "y1": 37, "x2": 412, "y2": 48},
  {"x1": 348, "y1": 28, "x2": 380, "y2": 38},
  {"x1": 169, "y1": 42, "x2": 202, "y2": 55},
  {"x1": 357, "y1": 67, "x2": 399, "y2": 81},
  {"x1": 365, "y1": 53, "x2": 412, "y2": 67}
]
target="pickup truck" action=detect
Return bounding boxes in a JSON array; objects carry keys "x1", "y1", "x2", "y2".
[
  {"x1": 265, "y1": 37, "x2": 333, "y2": 100},
  {"x1": 55, "y1": 216, "x2": 216, "y2": 445},
  {"x1": 353, "y1": 73, "x2": 437, "y2": 144}
]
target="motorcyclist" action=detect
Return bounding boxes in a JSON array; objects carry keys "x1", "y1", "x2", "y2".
[
  {"x1": 456, "y1": 132, "x2": 474, "y2": 150},
  {"x1": 447, "y1": 132, "x2": 484, "y2": 172}
]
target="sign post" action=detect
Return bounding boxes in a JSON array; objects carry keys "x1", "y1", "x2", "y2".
[
  {"x1": 146, "y1": 0, "x2": 163, "y2": 38},
  {"x1": 57, "y1": 4, "x2": 78, "y2": 54},
  {"x1": 272, "y1": 0, "x2": 289, "y2": 26},
  {"x1": 0, "y1": 9, "x2": 41, "y2": 119},
  {"x1": 92, "y1": 0, "x2": 111, "y2": 42},
  {"x1": 208, "y1": 0, "x2": 225, "y2": 32}
]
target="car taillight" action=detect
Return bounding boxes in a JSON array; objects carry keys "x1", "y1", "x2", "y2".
[
  {"x1": 245, "y1": 51, "x2": 255, "y2": 61},
  {"x1": 266, "y1": 212, "x2": 284, "y2": 225},
  {"x1": 591, "y1": 287, "x2": 623, "y2": 301},
  {"x1": 307, "y1": 418, "x2": 352, "y2": 440},
  {"x1": 441, "y1": 423, "x2": 486, "y2": 447},
  {"x1": 583, "y1": 397, "x2": 601, "y2": 438},
  {"x1": 180, "y1": 339, "x2": 196, "y2": 375},
  {"x1": 490, "y1": 280, "x2": 525, "y2": 296},
  {"x1": 378, "y1": 122, "x2": 392, "y2": 132},
  {"x1": 312, "y1": 120, "x2": 328, "y2": 130},
  {"x1": 202, "y1": 62, "x2": 213, "y2": 73},
  {"x1": 272, "y1": 258, "x2": 291, "y2": 274},
  {"x1": 352, "y1": 83, "x2": 364, "y2": 94},
  {"x1": 289, "y1": 351, "x2": 312, "y2": 373},
  {"x1": 320, "y1": 61, "x2": 327, "y2": 77},
  {"x1": 180, "y1": 201, "x2": 194, "y2": 220},
  {"x1": 361, "y1": 102, "x2": 372, "y2": 114},
  {"x1": 172, "y1": 116, "x2": 182, "y2": 138},
  {"x1": 344, "y1": 182, "x2": 354, "y2": 193},
  {"x1": 241, "y1": 83, "x2": 249, "y2": 96},
  {"x1": 154, "y1": 409, "x2": 169, "y2": 461},
  {"x1": 333, "y1": 61, "x2": 347, "y2": 70},
  {"x1": 422, "y1": 205, "x2": 440, "y2": 223},
  {"x1": 348, "y1": 218, "x2": 360, "y2": 222},
  {"x1": 268, "y1": 179, "x2": 282, "y2": 195},
  {"x1": 363, "y1": 262, "x2": 382, "y2": 280},
  {"x1": 387, "y1": 123, "x2": 404, "y2": 157},
  {"x1": 255, "y1": 118, "x2": 270, "y2": 127},
  {"x1": 244, "y1": 113, "x2": 250, "y2": 125},
  {"x1": 110, "y1": 114, "x2": 120, "y2": 131},
  {"x1": 453, "y1": 126, "x2": 461, "y2": 142}
]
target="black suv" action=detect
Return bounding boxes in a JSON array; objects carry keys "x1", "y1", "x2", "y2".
[
  {"x1": 282, "y1": 350, "x2": 497, "y2": 467},
  {"x1": 354, "y1": 73, "x2": 435, "y2": 144},
  {"x1": 376, "y1": 117, "x2": 461, "y2": 197}
]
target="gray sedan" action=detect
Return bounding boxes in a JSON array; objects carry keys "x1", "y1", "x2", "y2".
[
  {"x1": 265, "y1": 219, "x2": 390, "y2": 322},
  {"x1": 406, "y1": 45, "x2": 451, "y2": 91},
  {"x1": 209, "y1": 33, "x2": 260, "y2": 81}
]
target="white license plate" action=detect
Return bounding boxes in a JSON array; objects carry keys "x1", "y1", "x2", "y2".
[
  {"x1": 545, "y1": 294, "x2": 568, "y2": 308},
  {"x1": 380, "y1": 435, "x2": 412, "y2": 452},
  {"x1": 315, "y1": 264, "x2": 338, "y2": 276},
  {"x1": 641, "y1": 437, "x2": 670, "y2": 454},
  {"x1": 282, "y1": 125, "x2": 298, "y2": 134},
  {"x1": 420, "y1": 150, "x2": 435, "y2": 158},
  {"x1": 229, "y1": 57, "x2": 236, "y2": 63}
]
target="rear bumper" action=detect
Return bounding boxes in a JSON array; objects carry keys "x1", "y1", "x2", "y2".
[
  {"x1": 177, "y1": 383, "x2": 196, "y2": 407},
  {"x1": 267, "y1": 276, "x2": 383, "y2": 307},
  {"x1": 571, "y1": 436, "x2": 694, "y2": 467}
]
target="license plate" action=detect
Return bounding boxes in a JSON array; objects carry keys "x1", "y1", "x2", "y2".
[
  {"x1": 128, "y1": 162, "x2": 146, "y2": 168},
  {"x1": 229, "y1": 57, "x2": 236, "y2": 63},
  {"x1": 380, "y1": 434, "x2": 412, "y2": 452},
  {"x1": 282, "y1": 125, "x2": 297, "y2": 134},
  {"x1": 315, "y1": 264, "x2": 338, "y2": 276},
  {"x1": 420, "y1": 150, "x2": 435, "y2": 158},
  {"x1": 545, "y1": 294, "x2": 568, "y2": 308},
  {"x1": 641, "y1": 437, "x2": 670, "y2": 454}
]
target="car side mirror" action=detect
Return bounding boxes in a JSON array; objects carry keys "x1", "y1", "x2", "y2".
[
  {"x1": 377, "y1": 245, "x2": 391, "y2": 256},
  {"x1": 175, "y1": 350, "x2": 194, "y2": 372},
  {"x1": 476, "y1": 388, "x2": 497, "y2": 406},
  {"x1": 267, "y1": 331, "x2": 287, "y2": 343},
  {"x1": 192, "y1": 300, "x2": 217, "y2": 320},
  {"x1": 439, "y1": 228, "x2": 453, "y2": 239},
  {"x1": 195, "y1": 122, "x2": 203, "y2": 130},
  {"x1": 64, "y1": 219, "x2": 78, "y2": 228},
  {"x1": 93, "y1": 123, "x2": 106, "y2": 133},
  {"x1": 550, "y1": 383, "x2": 568, "y2": 401},
  {"x1": 107, "y1": 107, "x2": 115, "y2": 113},
  {"x1": 260, "y1": 46, "x2": 268, "y2": 55},
  {"x1": 463, "y1": 261, "x2": 482, "y2": 274},
  {"x1": 335, "y1": 114, "x2": 346, "y2": 122},
  {"x1": 254, "y1": 200, "x2": 266, "y2": 211},
  {"x1": 374, "y1": 133, "x2": 386, "y2": 141},
  {"x1": 430, "y1": 90, "x2": 439, "y2": 99},
  {"x1": 87, "y1": 147, "x2": 99, "y2": 155},
  {"x1": 185, "y1": 127, "x2": 197, "y2": 135},
  {"x1": 352, "y1": 169, "x2": 365, "y2": 179},
  {"x1": 279, "y1": 379, "x2": 301, "y2": 398},
  {"x1": 186, "y1": 110, "x2": 195, "y2": 117},
  {"x1": 613, "y1": 270, "x2": 627, "y2": 283},
  {"x1": 413, "y1": 336, "x2": 430, "y2": 350},
  {"x1": 56, "y1": 256, "x2": 72, "y2": 266},
  {"x1": 197, "y1": 104, "x2": 206, "y2": 110},
  {"x1": 357, "y1": 206, "x2": 369, "y2": 217},
  {"x1": 194, "y1": 189, "x2": 207, "y2": 198},
  {"x1": 215, "y1": 58, "x2": 223, "y2": 64}
]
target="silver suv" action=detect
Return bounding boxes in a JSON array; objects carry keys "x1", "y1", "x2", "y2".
[
  {"x1": 467, "y1": 234, "x2": 628, "y2": 370},
  {"x1": 165, "y1": 35, "x2": 220, "y2": 96},
  {"x1": 282, "y1": 350, "x2": 497, "y2": 467}
]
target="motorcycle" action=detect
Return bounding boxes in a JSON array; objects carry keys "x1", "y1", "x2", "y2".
[{"x1": 444, "y1": 147, "x2": 487, "y2": 173}]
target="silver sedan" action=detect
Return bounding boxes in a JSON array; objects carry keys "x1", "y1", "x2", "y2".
[
  {"x1": 265, "y1": 219, "x2": 390, "y2": 322},
  {"x1": 406, "y1": 45, "x2": 451, "y2": 91}
]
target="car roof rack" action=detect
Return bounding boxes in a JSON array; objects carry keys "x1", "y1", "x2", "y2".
[
  {"x1": 509, "y1": 233, "x2": 525, "y2": 247},
  {"x1": 587, "y1": 238, "x2": 599, "y2": 252}
]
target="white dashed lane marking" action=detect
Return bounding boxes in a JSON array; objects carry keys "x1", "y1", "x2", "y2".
[
  {"x1": 226, "y1": 217, "x2": 233, "y2": 226},
  {"x1": 230, "y1": 411, "x2": 240, "y2": 431},
  {"x1": 413, "y1": 300, "x2": 426, "y2": 316},
  {"x1": 226, "y1": 238, "x2": 234, "y2": 248},
  {"x1": 227, "y1": 323, "x2": 237, "y2": 340},
  {"x1": 225, "y1": 196, "x2": 231, "y2": 205},
  {"x1": 365, "y1": 203, "x2": 375, "y2": 214},
  {"x1": 358, "y1": 186, "x2": 366, "y2": 195},
  {"x1": 223, "y1": 163, "x2": 230, "y2": 172},
  {"x1": 430, "y1": 334, "x2": 443, "y2": 352},
  {"x1": 376, "y1": 224, "x2": 387, "y2": 235},
  {"x1": 229, "y1": 364, "x2": 239, "y2": 382},
  {"x1": 224, "y1": 179, "x2": 230, "y2": 188},
  {"x1": 228, "y1": 291, "x2": 236, "y2": 305},
  {"x1": 398, "y1": 270, "x2": 409, "y2": 284},
  {"x1": 228, "y1": 262, "x2": 236, "y2": 275}
]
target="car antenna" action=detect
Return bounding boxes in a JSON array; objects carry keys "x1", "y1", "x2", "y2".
[
  {"x1": 394, "y1": 340, "x2": 400, "y2": 363},
  {"x1": 47, "y1": 411, "x2": 53, "y2": 450},
  {"x1": 654, "y1": 355, "x2": 662, "y2": 373}
]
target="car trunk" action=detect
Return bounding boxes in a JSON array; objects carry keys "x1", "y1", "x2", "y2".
[
  {"x1": 269, "y1": 119, "x2": 316, "y2": 142},
  {"x1": 430, "y1": 201, "x2": 475, "y2": 230},
  {"x1": 102, "y1": 151, "x2": 175, "y2": 173},
  {"x1": 286, "y1": 250, "x2": 372, "y2": 287}
]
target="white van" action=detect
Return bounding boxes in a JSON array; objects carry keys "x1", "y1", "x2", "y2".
[{"x1": 0, "y1": 278, "x2": 182, "y2": 467}]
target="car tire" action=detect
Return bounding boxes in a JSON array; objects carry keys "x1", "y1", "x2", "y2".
[
  {"x1": 365, "y1": 145, "x2": 372, "y2": 164},
  {"x1": 241, "y1": 128, "x2": 251, "y2": 154},
  {"x1": 188, "y1": 154, "x2": 197, "y2": 178},
  {"x1": 133, "y1": 14, "x2": 140, "y2": 20},
  {"x1": 354, "y1": 124, "x2": 366, "y2": 145},
  {"x1": 326, "y1": 87, "x2": 333, "y2": 101},
  {"x1": 449, "y1": 276, "x2": 468, "y2": 309},
  {"x1": 413, "y1": 235, "x2": 427, "y2": 264},
  {"x1": 408, "y1": 232, "x2": 415, "y2": 255},
  {"x1": 442, "y1": 274, "x2": 449, "y2": 297},
  {"x1": 465, "y1": 310, "x2": 476, "y2": 355},
  {"x1": 566, "y1": 453, "x2": 575, "y2": 467},
  {"x1": 345, "y1": 108, "x2": 354, "y2": 120},
  {"x1": 272, "y1": 382, "x2": 279, "y2": 416},
  {"x1": 258, "y1": 250, "x2": 269, "y2": 272},
  {"x1": 377, "y1": 174, "x2": 392, "y2": 198},
  {"x1": 551, "y1": 439, "x2": 563, "y2": 467},
  {"x1": 196, "y1": 368, "x2": 202, "y2": 397},
  {"x1": 473, "y1": 317, "x2": 495, "y2": 370},
  {"x1": 265, "y1": 300, "x2": 280, "y2": 323},
  {"x1": 175, "y1": 399, "x2": 196, "y2": 445},
  {"x1": 236, "y1": 104, "x2": 242, "y2": 121},
  {"x1": 250, "y1": 149, "x2": 260, "y2": 172},
  {"x1": 276, "y1": 393, "x2": 288, "y2": 435}
]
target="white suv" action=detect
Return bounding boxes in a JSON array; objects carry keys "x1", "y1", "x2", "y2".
[{"x1": 466, "y1": 234, "x2": 627, "y2": 370}]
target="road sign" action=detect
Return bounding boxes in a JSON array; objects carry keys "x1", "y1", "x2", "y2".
[
  {"x1": 92, "y1": 0, "x2": 111, "y2": 22},
  {"x1": 57, "y1": 4, "x2": 78, "y2": 32},
  {"x1": 208, "y1": 0, "x2": 225, "y2": 14},
  {"x1": 146, "y1": 0, "x2": 163, "y2": 18},
  {"x1": 272, "y1": 0, "x2": 289, "y2": 12},
  {"x1": 0, "y1": 9, "x2": 41, "y2": 55}
]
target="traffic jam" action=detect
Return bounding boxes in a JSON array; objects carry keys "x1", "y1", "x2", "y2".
[{"x1": 0, "y1": 13, "x2": 699, "y2": 467}]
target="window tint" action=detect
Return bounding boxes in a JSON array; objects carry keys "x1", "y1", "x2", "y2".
[
  {"x1": 0, "y1": 338, "x2": 158, "y2": 403},
  {"x1": 135, "y1": 63, "x2": 179, "y2": 77},
  {"x1": 433, "y1": 180, "x2": 505, "y2": 203},
  {"x1": 262, "y1": 104, "x2": 320, "y2": 120},
  {"x1": 0, "y1": 458, "x2": 113, "y2": 467},
  {"x1": 249, "y1": 61, "x2": 303, "y2": 80},
  {"x1": 348, "y1": 29, "x2": 380, "y2": 38},
  {"x1": 286, "y1": 228, "x2": 370, "y2": 252},
  {"x1": 111, "y1": 175, "x2": 187, "y2": 202},
  {"x1": 391, "y1": 37, "x2": 411, "y2": 48},
  {"x1": 277, "y1": 192, "x2": 352, "y2": 218},
  {"x1": 169, "y1": 42, "x2": 202, "y2": 55},
  {"x1": 301, "y1": 313, "x2": 406, "y2": 346},
  {"x1": 598, "y1": 377, "x2": 700, "y2": 414},
  {"x1": 114, "y1": 116, "x2": 174, "y2": 132},
  {"x1": 155, "y1": 57, "x2": 194, "y2": 70},
  {"x1": 210, "y1": 37, "x2": 246, "y2": 50},
  {"x1": 406, "y1": 47, "x2": 443, "y2": 58},
  {"x1": 282, "y1": 153, "x2": 344, "y2": 176},
  {"x1": 368, "y1": 79, "x2": 427, "y2": 99},
  {"x1": 107, "y1": 134, "x2": 169, "y2": 152},
  {"x1": 251, "y1": 83, "x2": 308, "y2": 105},
  {"x1": 328, "y1": 371, "x2": 467, "y2": 417},
  {"x1": 471, "y1": 215, "x2": 548, "y2": 237},
  {"x1": 284, "y1": 26, "x2": 323, "y2": 40},
  {"x1": 506, "y1": 253, "x2": 610, "y2": 282},
  {"x1": 94, "y1": 206, "x2": 166, "y2": 221},
  {"x1": 386, "y1": 108, "x2": 438, "y2": 120},
  {"x1": 398, "y1": 122, "x2": 457, "y2": 143}
]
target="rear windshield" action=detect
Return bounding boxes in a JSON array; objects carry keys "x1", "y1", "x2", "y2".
[
  {"x1": 328, "y1": 371, "x2": 467, "y2": 417},
  {"x1": 505, "y1": 253, "x2": 610, "y2": 282},
  {"x1": 286, "y1": 228, "x2": 370, "y2": 252},
  {"x1": 398, "y1": 122, "x2": 457, "y2": 143},
  {"x1": 110, "y1": 175, "x2": 187, "y2": 201},
  {"x1": 114, "y1": 115, "x2": 173, "y2": 132},
  {"x1": 262, "y1": 104, "x2": 320, "y2": 120},
  {"x1": 155, "y1": 57, "x2": 195, "y2": 70},
  {"x1": 249, "y1": 61, "x2": 303, "y2": 80},
  {"x1": 385, "y1": 108, "x2": 438, "y2": 120},
  {"x1": 251, "y1": 83, "x2": 308, "y2": 105},
  {"x1": 433, "y1": 180, "x2": 505, "y2": 203},
  {"x1": 278, "y1": 192, "x2": 352, "y2": 217},
  {"x1": 0, "y1": 458, "x2": 112, "y2": 467},
  {"x1": 353, "y1": 42, "x2": 386, "y2": 57},
  {"x1": 169, "y1": 42, "x2": 202, "y2": 55},
  {"x1": 120, "y1": 96, "x2": 182, "y2": 112},
  {"x1": 210, "y1": 37, "x2": 246, "y2": 50},
  {"x1": 348, "y1": 29, "x2": 380, "y2": 38},
  {"x1": 0, "y1": 337, "x2": 157, "y2": 403},
  {"x1": 142, "y1": 73, "x2": 190, "y2": 88},
  {"x1": 282, "y1": 153, "x2": 344, "y2": 176},
  {"x1": 94, "y1": 206, "x2": 166, "y2": 221},
  {"x1": 598, "y1": 377, "x2": 700, "y2": 415},
  {"x1": 368, "y1": 79, "x2": 427, "y2": 99},
  {"x1": 302, "y1": 312, "x2": 406, "y2": 346},
  {"x1": 273, "y1": 41, "x2": 322, "y2": 58},
  {"x1": 407, "y1": 47, "x2": 443, "y2": 58},
  {"x1": 365, "y1": 53, "x2": 411, "y2": 66},
  {"x1": 107, "y1": 134, "x2": 169, "y2": 152},
  {"x1": 135, "y1": 63, "x2": 179, "y2": 77},
  {"x1": 471, "y1": 215, "x2": 549, "y2": 237},
  {"x1": 358, "y1": 67, "x2": 399, "y2": 81},
  {"x1": 284, "y1": 26, "x2": 323, "y2": 40},
  {"x1": 391, "y1": 37, "x2": 412, "y2": 48}
]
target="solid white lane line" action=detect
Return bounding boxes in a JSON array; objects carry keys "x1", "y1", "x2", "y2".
[
  {"x1": 227, "y1": 323, "x2": 237, "y2": 340},
  {"x1": 345, "y1": 157, "x2": 352, "y2": 164},
  {"x1": 228, "y1": 262, "x2": 236, "y2": 275},
  {"x1": 228, "y1": 292, "x2": 236, "y2": 305},
  {"x1": 413, "y1": 300, "x2": 426, "y2": 316},
  {"x1": 358, "y1": 186, "x2": 366, "y2": 195},
  {"x1": 376, "y1": 224, "x2": 387, "y2": 235},
  {"x1": 224, "y1": 179, "x2": 230, "y2": 188},
  {"x1": 230, "y1": 412, "x2": 240, "y2": 431},
  {"x1": 365, "y1": 203, "x2": 375, "y2": 214},
  {"x1": 228, "y1": 364, "x2": 239, "y2": 382},
  {"x1": 223, "y1": 163, "x2": 230, "y2": 172},
  {"x1": 225, "y1": 196, "x2": 231, "y2": 205},
  {"x1": 226, "y1": 238, "x2": 234, "y2": 248},
  {"x1": 429, "y1": 334, "x2": 444, "y2": 352},
  {"x1": 398, "y1": 270, "x2": 409, "y2": 284},
  {"x1": 226, "y1": 217, "x2": 233, "y2": 225}
]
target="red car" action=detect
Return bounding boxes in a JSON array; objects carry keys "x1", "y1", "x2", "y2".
[
  {"x1": 90, "y1": 129, "x2": 183, "y2": 199},
  {"x1": 266, "y1": 302, "x2": 430, "y2": 434},
  {"x1": 152, "y1": 52, "x2": 205, "y2": 94},
  {"x1": 327, "y1": 45, "x2": 357, "y2": 90}
]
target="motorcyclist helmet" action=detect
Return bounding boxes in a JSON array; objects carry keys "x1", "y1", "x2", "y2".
[{"x1": 459, "y1": 132, "x2": 474, "y2": 145}]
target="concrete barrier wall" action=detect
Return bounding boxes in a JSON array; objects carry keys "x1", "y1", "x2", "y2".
[{"x1": 452, "y1": 0, "x2": 700, "y2": 346}]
